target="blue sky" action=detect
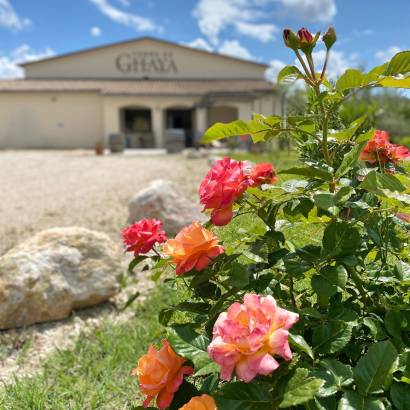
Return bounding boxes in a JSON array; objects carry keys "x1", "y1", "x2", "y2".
[{"x1": 0, "y1": 0, "x2": 409, "y2": 80}]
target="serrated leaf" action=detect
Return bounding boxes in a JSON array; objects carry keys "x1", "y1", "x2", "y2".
[
  {"x1": 277, "y1": 65, "x2": 305, "y2": 83},
  {"x1": 391, "y1": 381, "x2": 410, "y2": 410},
  {"x1": 321, "y1": 221, "x2": 361, "y2": 259},
  {"x1": 168, "y1": 325, "x2": 212, "y2": 370},
  {"x1": 353, "y1": 340, "x2": 398, "y2": 395},
  {"x1": 194, "y1": 361, "x2": 220, "y2": 377},
  {"x1": 335, "y1": 141, "x2": 367, "y2": 178},
  {"x1": 312, "y1": 321, "x2": 353, "y2": 354},
  {"x1": 383, "y1": 51, "x2": 410, "y2": 76},
  {"x1": 320, "y1": 359, "x2": 353, "y2": 388},
  {"x1": 360, "y1": 170, "x2": 406, "y2": 194},
  {"x1": 329, "y1": 115, "x2": 367, "y2": 142},
  {"x1": 215, "y1": 382, "x2": 272, "y2": 410},
  {"x1": 338, "y1": 391, "x2": 385, "y2": 410},
  {"x1": 289, "y1": 333, "x2": 314, "y2": 359},
  {"x1": 279, "y1": 368, "x2": 324, "y2": 408}
]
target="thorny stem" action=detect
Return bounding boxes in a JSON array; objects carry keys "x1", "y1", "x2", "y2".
[
  {"x1": 347, "y1": 267, "x2": 371, "y2": 305},
  {"x1": 289, "y1": 273, "x2": 297, "y2": 308}
]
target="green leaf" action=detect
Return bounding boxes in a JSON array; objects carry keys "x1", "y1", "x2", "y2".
[
  {"x1": 329, "y1": 115, "x2": 368, "y2": 142},
  {"x1": 320, "y1": 359, "x2": 353, "y2": 388},
  {"x1": 169, "y1": 380, "x2": 199, "y2": 410},
  {"x1": 391, "y1": 381, "x2": 410, "y2": 410},
  {"x1": 202, "y1": 115, "x2": 281, "y2": 143},
  {"x1": 277, "y1": 65, "x2": 305, "y2": 83},
  {"x1": 215, "y1": 382, "x2": 272, "y2": 410},
  {"x1": 336, "y1": 69, "x2": 368, "y2": 92},
  {"x1": 383, "y1": 51, "x2": 410, "y2": 76},
  {"x1": 321, "y1": 221, "x2": 361, "y2": 259},
  {"x1": 360, "y1": 171, "x2": 406, "y2": 194},
  {"x1": 333, "y1": 186, "x2": 354, "y2": 205},
  {"x1": 223, "y1": 262, "x2": 250, "y2": 289},
  {"x1": 338, "y1": 391, "x2": 385, "y2": 410},
  {"x1": 335, "y1": 141, "x2": 367, "y2": 178},
  {"x1": 385, "y1": 310, "x2": 405, "y2": 339},
  {"x1": 279, "y1": 368, "x2": 324, "y2": 408},
  {"x1": 289, "y1": 333, "x2": 314, "y2": 360},
  {"x1": 194, "y1": 361, "x2": 220, "y2": 377},
  {"x1": 314, "y1": 192, "x2": 339, "y2": 216},
  {"x1": 312, "y1": 266, "x2": 347, "y2": 304},
  {"x1": 353, "y1": 340, "x2": 398, "y2": 395},
  {"x1": 312, "y1": 321, "x2": 353, "y2": 354},
  {"x1": 279, "y1": 166, "x2": 332, "y2": 181},
  {"x1": 168, "y1": 325, "x2": 212, "y2": 370}
]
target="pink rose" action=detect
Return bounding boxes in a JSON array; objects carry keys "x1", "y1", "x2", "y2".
[
  {"x1": 249, "y1": 163, "x2": 278, "y2": 187},
  {"x1": 208, "y1": 294, "x2": 299, "y2": 383},
  {"x1": 199, "y1": 157, "x2": 251, "y2": 226},
  {"x1": 122, "y1": 218, "x2": 167, "y2": 255}
]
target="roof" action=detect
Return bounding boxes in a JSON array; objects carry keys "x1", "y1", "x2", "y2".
[
  {"x1": 20, "y1": 36, "x2": 269, "y2": 69},
  {"x1": 0, "y1": 79, "x2": 274, "y2": 96}
]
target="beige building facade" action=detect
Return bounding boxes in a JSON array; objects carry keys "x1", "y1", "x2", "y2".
[{"x1": 0, "y1": 37, "x2": 278, "y2": 150}]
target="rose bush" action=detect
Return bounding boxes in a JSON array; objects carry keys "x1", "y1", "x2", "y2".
[{"x1": 126, "y1": 26, "x2": 410, "y2": 409}]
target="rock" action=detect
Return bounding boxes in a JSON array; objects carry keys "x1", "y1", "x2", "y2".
[
  {"x1": 128, "y1": 179, "x2": 205, "y2": 234},
  {"x1": 0, "y1": 227, "x2": 121, "y2": 330}
]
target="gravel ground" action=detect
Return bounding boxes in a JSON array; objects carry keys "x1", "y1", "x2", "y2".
[
  {"x1": 0, "y1": 150, "x2": 209, "y2": 256},
  {"x1": 0, "y1": 150, "x2": 209, "y2": 382}
]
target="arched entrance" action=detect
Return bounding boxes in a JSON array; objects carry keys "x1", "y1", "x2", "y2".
[{"x1": 119, "y1": 106, "x2": 154, "y2": 148}]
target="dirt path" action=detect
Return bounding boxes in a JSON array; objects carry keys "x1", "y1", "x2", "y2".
[{"x1": 0, "y1": 150, "x2": 208, "y2": 255}]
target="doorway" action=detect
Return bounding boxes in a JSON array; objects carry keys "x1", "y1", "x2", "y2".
[
  {"x1": 120, "y1": 107, "x2": 154, "y2": 148},
  {"x1": 165, "y1": 109, "x2": 194, "y2": 149}
]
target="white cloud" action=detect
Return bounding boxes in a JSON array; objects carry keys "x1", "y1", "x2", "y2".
[
  {"x1": 193, "y1": 0, "x2": 277, "y2": 45},
  {"x1": 277, "y1": 0, "x2": 336, "y2": 23},
  {"x1": 265, "y1": 59, "x2": 286, "y2": 82},
  {"x1": 375, "y1": 46, "x2": 402, "y2": 62},
  {"x1": 0, "y1": 44, "x2": 55, "y2": 79},
  {"x1": 90, "y1": 26, "x2": 102, "y2": 37},
  {"x1": 307, "y1": 49, "x2": 355, "y2": 79},
  {"x1": 0, "y1": 0, "x2": 31, "y2": 31},
  {"x1": 186, "y1": 37, "x2": 213, "y2": 52},
  {"x1": 89, "y1": 0, "x2": 162, "y2": 32},
  {"x1": 218, "y1": 40, "x2": 253, "y2": 60},
  {"x1": 235, "y1": 22, "x2": 278, "y2": 43}
]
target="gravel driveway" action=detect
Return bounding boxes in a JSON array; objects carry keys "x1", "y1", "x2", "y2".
[{"x1": 0, "y1": 150, "x2": 209, "y2": 255}]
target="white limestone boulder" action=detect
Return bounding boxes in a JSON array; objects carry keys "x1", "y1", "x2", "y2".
[
  {"x1": 0, "y1": 227, "x2": 121, "y2": 330},
  {"x1": 128, "y1": 179, "x2": 205, "y2": 234}
]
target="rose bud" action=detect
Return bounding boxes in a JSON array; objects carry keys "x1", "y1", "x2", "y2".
[
  {"x1": 297, "y1": 27, "x2": 320, "y2": 52},
  {"x1": 283, "y1": 28, "x2": 300, "y2": 50},
  {"x1": 323, "y1": 26, "x2": 337, "y2": 49},
  {"x1": 178, "y1": 394, "x2": 217, "y2": 410}
]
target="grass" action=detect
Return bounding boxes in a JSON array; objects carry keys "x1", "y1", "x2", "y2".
[
  {"x1": 0, "y1": 287, "x2": 179, "y2": 410},
  {"x1": 0, "y1": 149, "x2": 310, "y2": 409}
]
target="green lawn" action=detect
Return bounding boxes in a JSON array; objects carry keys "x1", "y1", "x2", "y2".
[{"x1": 0, "y1": 287, "x2": 177, "y2": 410}]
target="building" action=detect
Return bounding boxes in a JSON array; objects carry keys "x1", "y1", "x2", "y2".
[{"x1": 0, "y1": 37, "x2": 278, "y2": 150}]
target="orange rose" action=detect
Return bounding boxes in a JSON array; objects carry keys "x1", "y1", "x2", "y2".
[
  {"x1": 163, "y1": 222, "x2": 224, "y2": 275},
  {"x1": 179, "y1": 394, "x2": 217, "y2": 410},
  {"x1": 131, "y1": 340, "x2": 193, "y2": 409}
]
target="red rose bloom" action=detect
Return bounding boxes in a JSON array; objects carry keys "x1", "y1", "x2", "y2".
[
  {"x1": 359, "y1": 130, "x2": 410, "y2": 167},
  {"x1": 199, "y1": 157, "x2": 251, "y2": 226},
  {"x1": 122, "y1": 218, "x2": 167, "y2": 255},
  {"x1": 250, "y1": 163, "x2": 278, "y2": 187},
  {"x1": 297, "y1": 27, "x2": 314, "y2": 44}
]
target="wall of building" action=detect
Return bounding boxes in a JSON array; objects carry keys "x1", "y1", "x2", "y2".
[
  {"x1": 24, "y1": 38, "x2": 267, "y2": 80},
  {"x1": 0, "y1": 92, "x2": 103, "y2": 149}
]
